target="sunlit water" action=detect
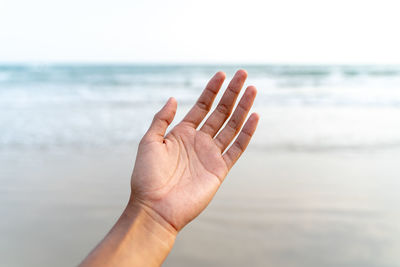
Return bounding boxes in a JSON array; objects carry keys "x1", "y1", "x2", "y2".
[{"x1": 1, "y1": 65, "x2": 400, "y2": 266}]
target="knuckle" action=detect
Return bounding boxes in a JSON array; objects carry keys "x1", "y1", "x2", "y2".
[
  {"x1": 153, "y1": 111, "x2": 161, "y2": 120},
  {"x1": 235, "y1": 141, "x2": 245, "y2": 152},
  {"x1": 227, "y1": 85, "x2": 239, "y2": 94},
  {"x1": 197, "y1": 100, "x2": 210, "y2": 112},
  {"x1": 154, "y1": 112, "x2": 170, "y2": 124},
  {"x1": 242, "y1": 129, "x2": 252, "y2": 138},
  {"x1": 228, "y1": 116, "x2": 239, "y2": 130},
  {"x1": 216, "y1": 103, "x2": 230, "y2": 115}
]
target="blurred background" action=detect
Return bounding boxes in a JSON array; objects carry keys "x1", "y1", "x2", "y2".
[{"x1": 1, "y1": 0, "x2": 400, "y2": 266}]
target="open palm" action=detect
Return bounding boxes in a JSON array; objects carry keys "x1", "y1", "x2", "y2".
[{"x1": 131, "y1": 70, "x2": 259, "y2": 231}]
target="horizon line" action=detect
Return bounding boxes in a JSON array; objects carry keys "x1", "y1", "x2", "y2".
[{"x1": 2, "y1": 61, "x2": 400, "y2": 67}]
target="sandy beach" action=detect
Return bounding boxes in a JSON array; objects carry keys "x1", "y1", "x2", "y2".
[{"x1": 1, "y1": 145, "x2": 400, "y2": 267}]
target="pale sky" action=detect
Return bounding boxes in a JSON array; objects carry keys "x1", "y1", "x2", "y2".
[{"x1": 1, "y1": 0, "x2": 400, "y2": 64}]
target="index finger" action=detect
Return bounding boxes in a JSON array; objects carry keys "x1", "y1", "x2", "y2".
[{"x1": 180, "y1": 71, "x2": 226, "y2": 128}]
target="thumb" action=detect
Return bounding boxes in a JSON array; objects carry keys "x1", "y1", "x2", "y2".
[{"x1": 144, "y1": 97, "x2": 177, "y2": 142}]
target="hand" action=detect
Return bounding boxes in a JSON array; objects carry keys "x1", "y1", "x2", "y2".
[
  {"x1": 130, "y1": 70, "x2": 259, "y2": 232},
  {"x1": 80, "y1": 70, "x2": 259, "y2": 267}
]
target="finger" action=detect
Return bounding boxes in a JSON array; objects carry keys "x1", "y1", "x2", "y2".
[
  {"x1": 143, "y1": 97, "x2": 177, "y2": 142},
  {"x1": 223, "y1": 113, "x2": 259, "y2": 170},
  {"x1": 214, "y1": 86, "x2": 257, "y2": 152},
  {"x1": 181, "y1": 71, "x2": 226, "y2": 128},
  {"x1": 200, "y1": 69, "x2": 247, "y2": 137}
]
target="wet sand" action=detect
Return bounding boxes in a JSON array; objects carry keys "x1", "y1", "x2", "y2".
[{"x1": 1, "y1": 146, "x2": 400, "y2": 267}]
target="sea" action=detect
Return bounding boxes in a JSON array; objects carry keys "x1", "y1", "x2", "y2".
[{"x1": 2, "y1": 64, "x2": 400, "y2": 151}]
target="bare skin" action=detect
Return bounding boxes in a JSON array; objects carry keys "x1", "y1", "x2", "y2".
[{"x1": 80, "y1": 70, "x2": 259, "y2": 267}]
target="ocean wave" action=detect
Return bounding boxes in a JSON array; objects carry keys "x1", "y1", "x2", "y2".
[{"x1": 2, "y1": 64, "x2": 400, "y2": 149}]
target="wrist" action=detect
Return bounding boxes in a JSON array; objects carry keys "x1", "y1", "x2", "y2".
[
  {"x1": 80, "y1": 197, "x2": 177, "y2": 267},
  {"x1": 125, "y1": 195, "x2": 178, "y2": 247}
]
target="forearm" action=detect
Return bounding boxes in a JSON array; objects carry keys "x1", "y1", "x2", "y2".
[{"x1": 79, "y1": 197, "x2": 177, "y2": 267}]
